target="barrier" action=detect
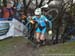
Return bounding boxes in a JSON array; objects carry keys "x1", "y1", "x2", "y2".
[{"x1": 0, "y1": 18, "x2": 25, "y2": 40}]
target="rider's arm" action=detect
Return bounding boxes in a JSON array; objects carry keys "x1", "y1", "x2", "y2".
[
  {"x1": 30, "y1": 20, "x2": 35, "y2": 24},
  {"x1": 44, "y1": 16, "x2": 52, "y2": 35},
  {"x1": 44, "y1": 16, "x2": 52, "y2": 30},
  {"x1": 29, "y1": 16, "x2": 36, "y2": 24}
]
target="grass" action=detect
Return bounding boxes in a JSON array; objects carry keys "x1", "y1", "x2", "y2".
[
  {"x1": 0, "y1": 37, "x2": 75, "y2": 56},
  {"x1": 0, "y1": 37, "x2": 27, "y2": 56},
  {"x1": 38, "y1": 41, "x2": 75, "y2": 56}
]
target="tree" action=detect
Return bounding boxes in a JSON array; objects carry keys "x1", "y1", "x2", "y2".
[
  {"x1": 3, "y1": 0, "x2": 7, "y2": 7},
  {"x1": 23, "y1": 0, "x2": 53, "y2": 15}
]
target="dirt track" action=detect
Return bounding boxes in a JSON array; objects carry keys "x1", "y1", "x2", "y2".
[
  {"x1": 1, "y1": 37, "x2": 75, "y2": 56},
  {"x1": 0, "y1": 37, "x2": 44, "y2": 56},
  {"x1": 5, "y1": 43, "x2": 41, "y2": 56}
]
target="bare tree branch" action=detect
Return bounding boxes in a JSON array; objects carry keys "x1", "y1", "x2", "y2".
[
  {"x1": 26, "y1": 0, "x2": 32, "y2": 9},
  {"x1": 23, "y1": 0, "x2": 27, "y2": 15},
  {"x1": 3, "y1": 0, "x2": 7, "y2": 7},
  {"x1": 47, "y1": 0, "x2": 53, "y2": 4},
  {"x1": 38, "y1": 0, "x2": 44, "y2": 7},
  {"x1": 36, "y1": 0, "x2": 38, "y2": 8}
]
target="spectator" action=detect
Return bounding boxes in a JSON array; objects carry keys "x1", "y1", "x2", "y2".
[
  {"x1": 0, "y1": 7, "x2": 2, "y2": 18},
  {"x1": 2, "y1": 2, "x2": 14, "y2": 20},
  {"x1": 20, "y1": 10, "x2": 27, "y2": 25}
]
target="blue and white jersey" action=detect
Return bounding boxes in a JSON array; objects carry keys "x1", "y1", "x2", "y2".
[{"x1": 32, "y1": 15, "x2": 48, "y2": 27}]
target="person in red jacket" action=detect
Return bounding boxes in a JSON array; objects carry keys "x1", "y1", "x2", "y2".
[{"x1": 2, "y1": 2, "x2": 14, "y2": 20}]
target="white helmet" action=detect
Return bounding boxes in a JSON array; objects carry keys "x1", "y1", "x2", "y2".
[{"x1": 34, "y1": 8, "x2": 41, "y2": 15}]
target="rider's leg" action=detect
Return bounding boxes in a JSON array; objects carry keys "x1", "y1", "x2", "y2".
[
  {"x1": 40, "y1": 28, "x2": 46, "y2": 45},
  {"x1": 34, "y1": 32, "x2": 41, "y2": 47},
  {"x1": 40, "y1": 34, "x2": 46, "y2": 46},
  {"x1": 40, "y1": 34, "x2": 45, "y2": 41},
  {"x1": 35, "y1": 32, "x2": 40, "y2": 42},
  {"x1": 35, "y1": 28, "x2": 41, "y2": 43}
]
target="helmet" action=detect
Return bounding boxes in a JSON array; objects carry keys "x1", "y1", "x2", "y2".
[{"x1": 34, "y1": 8, "x2": 41, "y2": 15}]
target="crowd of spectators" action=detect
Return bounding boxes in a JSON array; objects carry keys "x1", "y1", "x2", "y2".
[{"x1": 0, "y1": 0, "x2": 28, "y2": 25}]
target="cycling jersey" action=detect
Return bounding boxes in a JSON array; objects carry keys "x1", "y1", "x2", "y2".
[
  {"x1": 32, "y1": 15, "x2": 51, "y2": 34},
  {"x1": 32, "y1": 15, "x2": 48, "y2": 27}
]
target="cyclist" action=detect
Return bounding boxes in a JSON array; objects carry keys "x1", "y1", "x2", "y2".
[{"x1": 30, "y1": 8, "x2": 52, "y2": 47}]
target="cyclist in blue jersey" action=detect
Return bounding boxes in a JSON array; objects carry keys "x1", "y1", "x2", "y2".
[{"x1": 30, "y1": 8, "x2": 52, "y2": 46}]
